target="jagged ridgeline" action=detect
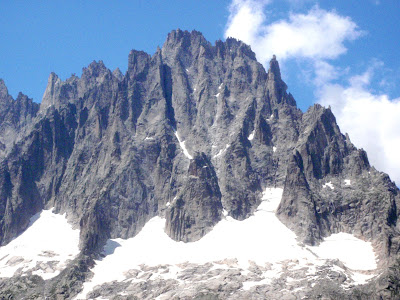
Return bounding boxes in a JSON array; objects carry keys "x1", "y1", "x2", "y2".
[{"x1": 0, "y1": 29, "x2": 400, "y2": 298}]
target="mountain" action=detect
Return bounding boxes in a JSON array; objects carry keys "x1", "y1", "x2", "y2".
[{"x1": 0, "y1": 29, "x2": 399, "y2": 299}]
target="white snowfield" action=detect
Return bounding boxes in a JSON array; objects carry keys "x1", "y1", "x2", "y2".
[
  {"x1": 77, "y1": 188, "x2": 378, "y2": 299},
  {"x1": 0, "y1": 209, "x2": 80, "y2": 280},
  {"x1": 310, "y1": 233, "x2": 376, "y2": 270}
]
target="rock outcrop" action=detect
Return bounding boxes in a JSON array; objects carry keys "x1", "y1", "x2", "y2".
[{"x1": 0, "y1": 79, "x2": 39, "y2": 156}]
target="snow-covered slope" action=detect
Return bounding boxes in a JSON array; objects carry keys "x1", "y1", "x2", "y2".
[
  {"x1": 0, "y1": 209, "x2": 80, "y2": 280},
  {"x1": 76, "y1": 188, "x2": 378, "y2": 299}
]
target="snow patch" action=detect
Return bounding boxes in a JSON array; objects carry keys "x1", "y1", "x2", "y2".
[
  {"x1": 218, "y1": 83, "x2": 223, "y2": 90},
  {"x1": 322, "y1": 181, "x2": 334, "y2": 190},
  {"x1": 351, "y1": 271, "x2": 376, "y2": 285},
  {"x1": 242, "y1": 277, "x2": 272, "y2": 290},
  {"x1": 166, "y1": 202, "x2": 171, "y2": 207},
  {"x1": 0, "y1": 210, "x2": 80, "y2": 280},
  {"x1": 215, "y1": 93, "x2": 220, "y2": 97},
  {"x1": 273, "y1": 146, "x2": 277, "y2": 152},
  {"x1": 344, "y1": 179, "x2": 351, "y2": 185},
  {"x1": 259, "y1": 188, "x2": 283, "y2": 212},
  {"x1": 309, "y1": 233, "x2": 376, "y2": 271},
  {"x1": 174, "y1": 131, "x2": 193, "y2": 160},
  {"x1": 248, "y1": 130, "x2": 255, "y2": 141}
]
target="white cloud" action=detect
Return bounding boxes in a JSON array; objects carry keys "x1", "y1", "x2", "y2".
[
  {"x1": 313, "y1": 60, "x2": 341, "y2": 86},
  {"x1": 225, "y1": 0, "x2": 270, "y2": 51},
  {"x1": 318, "y1": 70, "x2": 400, "y2": 185},
  {"x1": 224, "y1": 2, "x2": 362, "y2": 65}
]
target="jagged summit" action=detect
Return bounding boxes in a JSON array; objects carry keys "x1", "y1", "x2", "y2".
[
  {"x1": 0, "y1": 30, "x2": 399, "y2": 299},
  {"x1": 0, "y1": 79, "x2": 10, "y2": 101},
  {"x1": 112, "y1": 67, "x2": 124, "y2": 81},
  {"x1": 268, "y1": 54, "x2": 281, "y2": 80},
  {"x1": 164, "y1": 29, "x2": 209, "y2": 48}
]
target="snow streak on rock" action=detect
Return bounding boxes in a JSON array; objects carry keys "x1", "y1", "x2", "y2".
[
  {"x1": 213, "y1": 144, "x2": 230, "y2": 158},
  {"x1": 174, "y1": 131, "x2": 193, "y2": 159}
]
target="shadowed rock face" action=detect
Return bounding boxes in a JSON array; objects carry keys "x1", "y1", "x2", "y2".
[
  {"x1": 0, "y1": 30, "x2": 399, "y2": 276},
  {"x1": 165, "y1": 153, "x2": 222, "y2": 242}
]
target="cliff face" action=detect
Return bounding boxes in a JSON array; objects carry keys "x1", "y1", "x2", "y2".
[
  {"x1": 0, "y1": 30, "x2": 399, "y2": 298},
  {"x1": 0, "y1": 79, "x2": 39, "y2": 156}
]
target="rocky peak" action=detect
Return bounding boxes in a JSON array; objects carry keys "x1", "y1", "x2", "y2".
[
  {"x1": 112, "y1": 68, "x2": 124, "y2": 81},
  {"x1": 163, "y1": 29, "x2": 208, "y2": 51},
  {"x1": 81, "y1": 60, "x2": 111, "y2": 84},
  {"x1": 14, "y1": 92, "x2": 39, "y2": 119},
  {"x1": 266, "y1": 55, "x2": 292, "y2": 106},
  {"x1": 223, "y1": 37, "x2": 257, "y2": 60},
  {"x1": 15, "y1": 91, "x2": 30, "y2": 103},
  {"x1": 127, "y1": 50, "x2": 151, "y2": 79},
  {"x1": 0, "y1": 79, "x2": 11, "y2": 101},
  {"x1": 0, "y1": 80, "x2": 14, "y2": 122},
  {"x1": 41, "y1": 72, "x2": 62, "y2": 111},
  {"x1": 267, "y1": 54, "x2": 281, "y2": 81},
  {"x1": 301, "y1": 104, "x2": 340, "y2": 138},
  {"x1": 162, "y1": 29, "x2": 212, "y2": 67}
]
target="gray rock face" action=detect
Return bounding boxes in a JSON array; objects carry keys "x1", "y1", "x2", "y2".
[
  {"x1": 276, "y1": 104, "x2": 400, "y2": 265},
  {"x1": 0, "y1": 29, "x2": 399, "y2": 298},
  {"x1": 0, "y1": 80, "x2": 39, "y2": 156},
  {"x1": 165, "y1": 153, "x2": 222, "y2": 242}
]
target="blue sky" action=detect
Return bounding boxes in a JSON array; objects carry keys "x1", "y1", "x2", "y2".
[
  {"x1": 1, "y1": 0, "x2": 400, "y2": 184},
  {"x1": 0, "y1": 1, "x2": 230, "y2": 102}
]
